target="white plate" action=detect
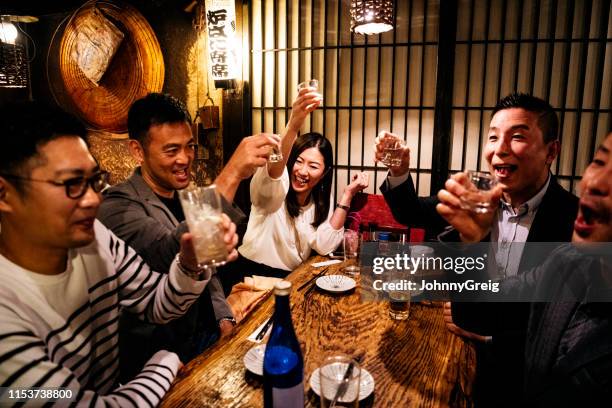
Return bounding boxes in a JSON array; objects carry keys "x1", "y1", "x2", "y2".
[
  {"x1": 243, "y1": 344, "x2": 266, "y2": 376},
  {"x1": 316, "y1": 275, "x2": 356, "y2": 292},
  {"x1": 309, "y1": 366, "x2": 375, "y2": 401}
]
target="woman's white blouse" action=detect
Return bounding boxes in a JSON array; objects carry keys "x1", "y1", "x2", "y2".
[{"x1": 238, "y1": 166, "x2": 344, "y2": 271}]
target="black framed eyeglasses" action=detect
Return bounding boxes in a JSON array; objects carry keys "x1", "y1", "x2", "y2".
[{"x1": 0, "y1": 170, "x2": 110, "y2": 199}]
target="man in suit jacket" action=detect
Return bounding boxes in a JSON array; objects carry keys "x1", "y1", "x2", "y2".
[
  {"x1": 437, "y1": 131, "x2": 612, "y2": 405},
  {"x1": 375, "y1": 93, "x2": 579, "y2": 406},
  {"x1": 377, "y1": 93, "x2": 577, "y2": 257},
  {"x1": 97, "y1": 93, "x2": 280, "y2": 380}
]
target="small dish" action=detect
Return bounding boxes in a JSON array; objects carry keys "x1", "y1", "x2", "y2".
[
  {"x1": 243, "y1": 344, "x2": 266, "y2": 376},
  {"x1": 315, "y1": 275, "x2": 356, "y2": 293},
  {"x1": 309, "y1": 366, "x2": 375, "y2": 400}
]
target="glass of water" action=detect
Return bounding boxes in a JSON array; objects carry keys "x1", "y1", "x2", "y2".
[
  {"x1": 342, "y1": 229, "x2": 361, "y2": 276},
  {"x1": 387, "y1": 268, "x2": 411, "y2": 320},
  {"x1": 178, "y1": 184, "x2": 228, "y2": 270},
  {"x1": 459, "y1": 171, "x2": 498, "y2": 214}
]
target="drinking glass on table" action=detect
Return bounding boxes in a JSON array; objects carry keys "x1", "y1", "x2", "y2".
[
  {"x1": 379, "y1": 134, "x2": 406, "y2": 167},
  {"x1": 342, "y1": 229, "x2": 361, "y2": 276},
  {"x1": 178, "y1": 184, "x2": 228, "y2": 270},
  {"x1": 459, "y1": 171, "x2": 498, "y2": 214},
  {"x1": 410, "y1": 245, "x2": 435, "y2": 304},
  {"x1": 319, "y1": 355, "x2": 361, "y2": 408},
  {"x1": 387, "y1": 268, "x2": 410, "y2": 320}
]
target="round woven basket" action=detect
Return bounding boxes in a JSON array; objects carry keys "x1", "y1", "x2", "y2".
[{"x1": 58, "y1": 0, "x2": 164, "y2": 133}]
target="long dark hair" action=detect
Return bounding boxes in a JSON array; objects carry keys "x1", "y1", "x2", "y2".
[{"x1": 286, "y1": 132, "x2": 333, "y2": 227}]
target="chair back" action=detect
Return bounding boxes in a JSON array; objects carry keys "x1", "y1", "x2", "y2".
[{"x1": 346, "y1": 192, "x2": 425, "y2": 242}]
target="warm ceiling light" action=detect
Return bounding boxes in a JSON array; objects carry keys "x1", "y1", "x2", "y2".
[
  {"x1": 1, "y1": 16, "x2": 35, "y2": 89},
  {"x1": 0, "y1": 21, "x2": 18, "y2": 44},
  {"x1": 351, "y1": 0, "x2": 394, "y2": 35}
]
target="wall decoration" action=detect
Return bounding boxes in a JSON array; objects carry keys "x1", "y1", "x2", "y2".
[{"x1": 56, "y1": 0, "x2": 164, "y2": 133}]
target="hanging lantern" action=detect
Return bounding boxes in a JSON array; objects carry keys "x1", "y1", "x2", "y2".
[
  {"x1": 0, "y1": 19, "x2": 28, "y2": 88},
  {"x1": 204, "y1": 0, "x2": 239, "y2": 87},
  {"x1": 0, "y1": 20, "x2": 18, "y2": 44},
  {"x1": 350, "y1": 0, "x2": 394, "y2": 35}
]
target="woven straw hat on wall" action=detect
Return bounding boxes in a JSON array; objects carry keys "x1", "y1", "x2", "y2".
[{"x1": 58, "y1": 0, "x2": 164, "y2": 133}]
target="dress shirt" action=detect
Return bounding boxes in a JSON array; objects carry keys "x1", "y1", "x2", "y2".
[
  {"x1": 491, "y1": 175, "x2": 550, "y2": 277},
  {"x1": 386, "y1": 171, "x2": 411, "y2": 190},
  {"x1": 385, "y1": 171, "x2": 551, "y2": 277}
]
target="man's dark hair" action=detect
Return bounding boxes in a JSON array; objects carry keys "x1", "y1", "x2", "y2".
[
  {"x1": 127, "y1": 93, "x2": 192, "y2": 146},
  {"x1": 0, "y1": 101, "x2": 87, "y2": 193},
  {"x1": 492, "y1": 93, "x2": 559, "y2": 143},
  {"x1": 286, "y1": 132, "x2": 334, "y2": 227}
]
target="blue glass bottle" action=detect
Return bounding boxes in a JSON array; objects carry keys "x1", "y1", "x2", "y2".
[{"x1": 263, "y1": 280, "x2": 304, "y2": 408}]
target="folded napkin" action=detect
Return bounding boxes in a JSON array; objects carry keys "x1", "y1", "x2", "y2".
[
  {"x1": 227, "y1": 275, "x2": 282, "y2": 323},
  {"x1": 311, "y1": 259, "x2": 342, "y2": 268}
]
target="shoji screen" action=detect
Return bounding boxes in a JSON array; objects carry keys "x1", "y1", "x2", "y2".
[
  {"x1": 249, "y1": 0, "x2": 440, "y2": 198},
  {"x1": 450, "y1": 0, "x2": 611, "y2": 193},
  {"x1": 247, "y1": 0, "x2": 610, "y2": 197}
]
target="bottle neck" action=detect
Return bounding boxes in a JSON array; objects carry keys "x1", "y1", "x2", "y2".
[{"x1": 273, "y1": 293, "x2": 292, "y2": 323}]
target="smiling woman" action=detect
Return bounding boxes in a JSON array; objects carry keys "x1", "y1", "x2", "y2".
[
  {"x1": 285, "y1": 134, "x2": 333, "y2": 227},
  {"x1": 234, "y1": 132, "x2": 366, "y2": 278},
  {"x1": 220, "y1": 89, "x2": 369, "y2": 287}
]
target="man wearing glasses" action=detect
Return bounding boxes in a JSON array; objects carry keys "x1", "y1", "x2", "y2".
[
  {"x1": 97, "y1": 93, "x2": 280, "y2": 379},
  {"x1": 0, "y1": 169, "x2": 110, "y2": 201},
  {"x1": 0, "y1": 101, "x2": 238, "y2": 405}
]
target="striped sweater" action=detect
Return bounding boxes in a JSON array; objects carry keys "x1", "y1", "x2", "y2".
[{"x1": 0, "y1": 221, "x2": 210, "y2": 407}]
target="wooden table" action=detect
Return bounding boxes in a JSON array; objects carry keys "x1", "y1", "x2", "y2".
[{"x1": 161, "y1": 256, "x2": 476, "y2": 407}]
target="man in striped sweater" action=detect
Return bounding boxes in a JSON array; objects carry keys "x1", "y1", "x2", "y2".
[{"x1": 0, "y1": 101, "x2": 238, "y2": 406}]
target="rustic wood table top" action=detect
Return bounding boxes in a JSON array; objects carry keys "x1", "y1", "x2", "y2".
[{"x1": 160, "y1": 256, "x2": 476, "y2": 407}]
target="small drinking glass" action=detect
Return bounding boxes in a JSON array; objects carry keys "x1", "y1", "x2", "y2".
[
  {"x1": 178, "y1": 184, "x2": 228, "y2": 270},
  {"x1": 387, "y1": 268, "x2": 410, "y2": 320},
  {"x1": 319, "y1": 355, "x2": 361, "y2": 408},
  {"x1": 343, "y1": 229, "x2": 360, "y2": 276},
  {"x1": 298, "y1": 79, "x2": 318, "y2": 91},
  {"x1": 459, "y1": 171, "x2": 498, "y2": 214},
  {"x1": 380, "y1": 135, "x2": 406, "y2": 167},
  {"x1": 268, "y1": 143, "x2": 283, "y2": 163}
]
